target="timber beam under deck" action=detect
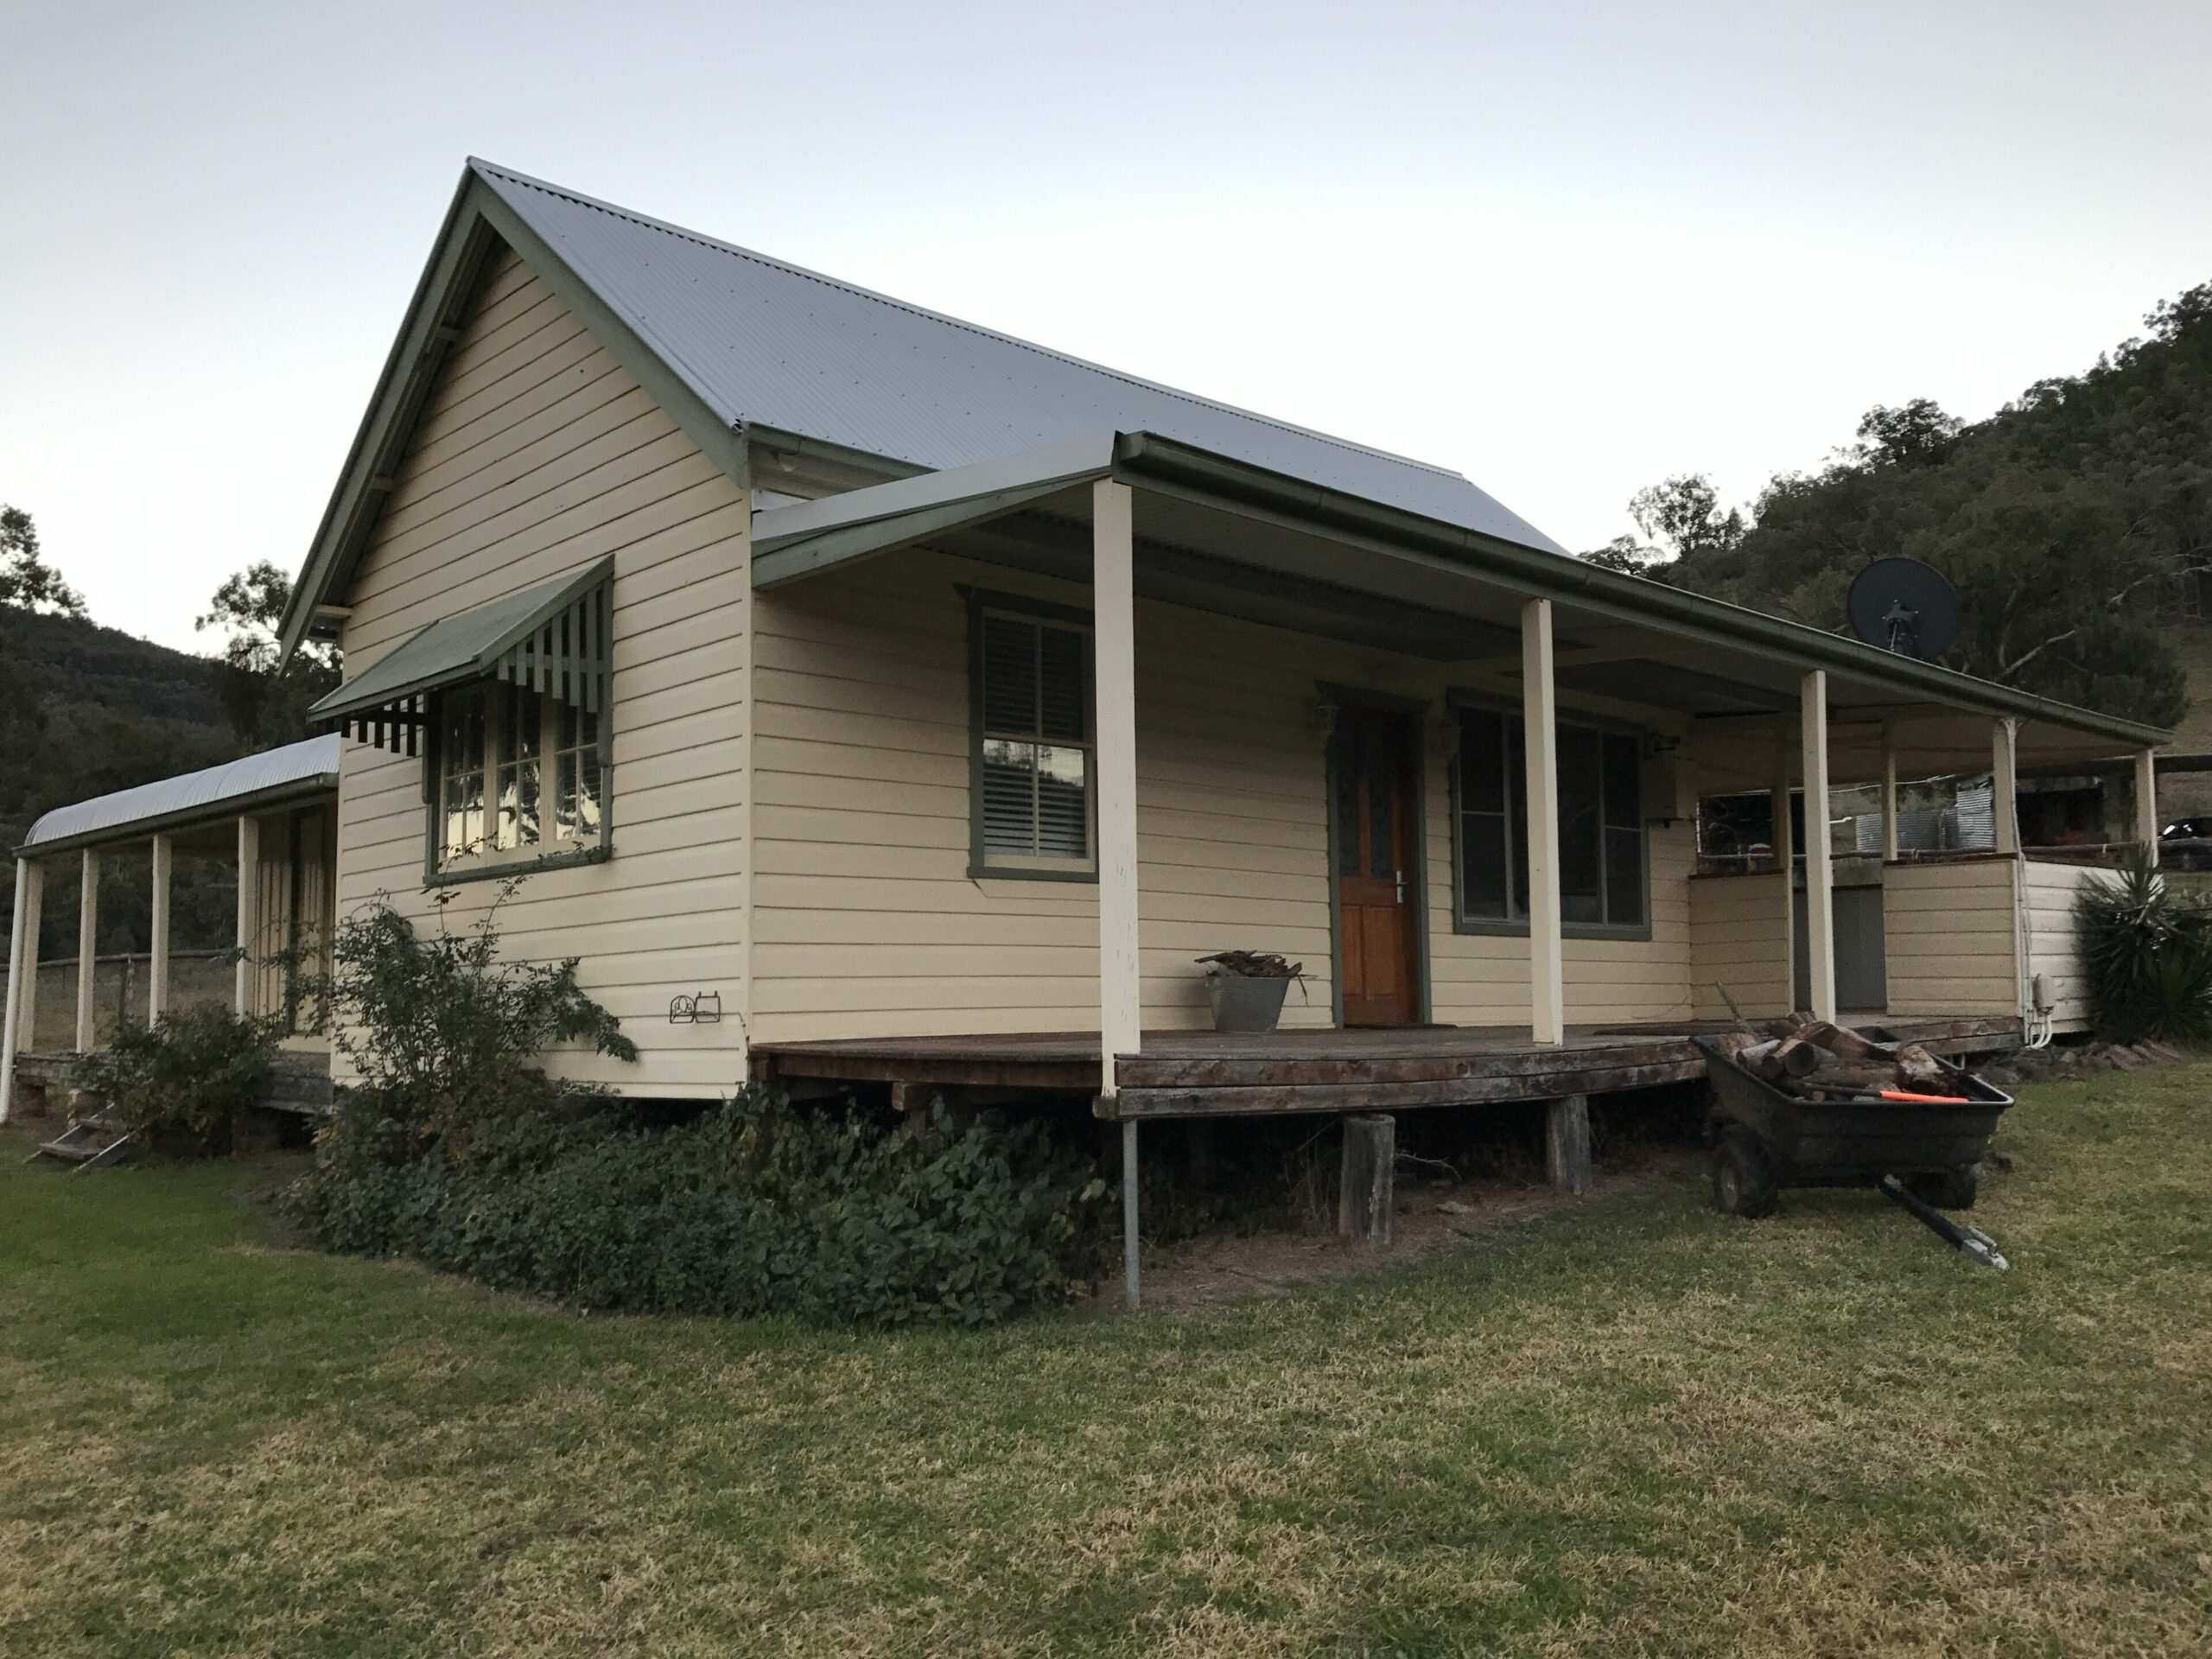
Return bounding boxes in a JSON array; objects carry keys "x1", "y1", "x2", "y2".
[{"x1": 749, "y1": 1014, "x2": 2024, "y2": 1122}]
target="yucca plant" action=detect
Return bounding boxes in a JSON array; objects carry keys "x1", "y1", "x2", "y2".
[{"x1": 2075, "y1": 848, "x2": 2212, "y2": 1044}]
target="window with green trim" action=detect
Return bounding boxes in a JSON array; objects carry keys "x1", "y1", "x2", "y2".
[
  {"x1": 1456, "y1": 709, "x2": 1645, "y2": 931},
  {"x1": 434, "y1": 681, "x2": 603, "y2": 872},
  {"x1": 972, "y1": 607, "x2": 1094, "y2": 875}
]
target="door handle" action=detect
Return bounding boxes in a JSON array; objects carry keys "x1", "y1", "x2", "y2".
[{"x1": 1394, "y1": 869, "x2": 1407, "y2": 905}]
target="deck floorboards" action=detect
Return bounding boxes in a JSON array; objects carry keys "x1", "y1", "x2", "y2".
[{"x1": 753, "y1": 1014, "x2": 2023, "y2": 1119}]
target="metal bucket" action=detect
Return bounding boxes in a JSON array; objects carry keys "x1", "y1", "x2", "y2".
[{"x1": 1204, "y1": 973, "x2": 1291, "y2": 1033}]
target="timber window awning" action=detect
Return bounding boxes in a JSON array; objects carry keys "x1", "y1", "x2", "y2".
[{"x1": 308, "y1": 560, "x2": 613, "y2": 756}]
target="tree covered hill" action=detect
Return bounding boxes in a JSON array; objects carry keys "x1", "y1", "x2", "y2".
[
  {"x1": 1593, "y1": 283, "x2": 2212, "y2": 729},
  {"x1": 0, "y1": 607, "x2": 252, "y2": 957}
]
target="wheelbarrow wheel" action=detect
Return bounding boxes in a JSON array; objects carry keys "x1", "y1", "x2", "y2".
[
  {"x1": 1713, "y1": 1128, "x2": 1778, "y2": 1219},
  {"x1": 1907, "y1": 1164, "x2": 1979, "y2": 1211}
]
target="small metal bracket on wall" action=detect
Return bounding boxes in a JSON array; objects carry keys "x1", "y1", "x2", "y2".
[{"x1": 668, "y1": 990, "x2": 722, "y2": 1024}]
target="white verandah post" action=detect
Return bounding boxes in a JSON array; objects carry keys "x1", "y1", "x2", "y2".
[
  {"x1": 1879, "y1": 730, "x2": 1900, "y2": 863},
  {"x1": 2134, "y1": 748, "x2": 2160, "y2": 862},
  {"x1": 1771, "y1": 734, "x2": 1795, "y2": 1014},
  {"x1": 1992, "y1": 717, "x2": 2020, "y2": 857},
  {"x1": 1092, "y1": 478, "x2": 1142, "y2": 1306},
  {"x1": 75, "y1": 849, "x2": 99, "y2": 1054},
  {"x1": 235, "y1": 815, "x2": 259, "y2": 1017},
  {"x1": 0, "y1": 859, "x2": 29, "y2": 1123},
  {"x1": 1521, "y1": 598, "x2": 1564, "y2": 1046},
  {"x1": 1800, "y1": 671, "x2": 1836, "y2": 1022},
  {"x1": 149, "y1": 832, "x2": 172, "y2": 1020},
  {"x1": 16, "y1": 860, "x2": 42, "y2": 1055}
]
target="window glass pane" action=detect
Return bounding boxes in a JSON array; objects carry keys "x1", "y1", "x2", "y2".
[
  {"x1": 1558, "y1": 726, "x2": 1604, "y2": 925},
  {"x1": 1033, "y1": 744, "x2": 1090, "y2": 858},
  {"x1": 1460, "y1": 813, "x2": 1508, "y2": 918},
  {"x1": 440, "y1": 690, "x2": 487, "y2": 862},
  {"x1": 509, "y1": 683, "x2": 543, "y2": 760},
  {"x1": 981, "y1": 738, "x2": 1039, "y2": 855},
  {"x1": 1334, "y1": 734, "x2": 1358, "y2": 876},
  {"x1": 444, "y1": 769, "x2": 484, "y2": 861},
  {"x1": 1364, "y1": 728, "x2": 1395, "y2": 879},
  {"x1": 496, "y1": 684, "x2": 543, "y2": 850},
  {"x1": 1037, "y1": 626, "x2": 1086, "y2": 741},
  {"x1": 981, "y1": 615, "x2": 1038, "y2": 735},
  {"x1": 1459, "y1": 712, "x2": 1504, "y2": 813},
  {"x1": 556, "y1": 748, "x2": 602, "y2": 841},
  {"x1": 1508, "y1": 719, "x2": 1529, "y2": 916},
  {"x1": 1602, "y1": 734, "x2": 1640, "y2": 829},
  {"x1": 444, "y1": 690, "x2": 484, "y2": 774},
  {"x1": 1605, "y1": 826, "x2": 1645, "y2": 926}
]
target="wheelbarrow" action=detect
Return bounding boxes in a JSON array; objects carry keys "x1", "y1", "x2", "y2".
[{"x1": 1692, "y1": 1032, "x2": 2014, "y2": 1220}]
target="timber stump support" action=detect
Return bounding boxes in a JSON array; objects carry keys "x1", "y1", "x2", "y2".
[
  {"x1": 1338, "y1": 1113, "x2": 1396, "y2": 1248},
  {"x1": 1546, "y1": 1093, "x2": 1592, "y2": 1195}
]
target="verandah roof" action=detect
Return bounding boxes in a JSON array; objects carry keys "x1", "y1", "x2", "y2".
[
  {"x1": 750, "y1": 429, "x2": 2171, "y2": 785},
  {"x1": 18, "y1": 735, "x2": 341, "y2": 858}
]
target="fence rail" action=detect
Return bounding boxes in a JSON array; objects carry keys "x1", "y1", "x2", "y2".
[{"x1": 1, "y1": 952, "x2": 236, "y2": 1055}]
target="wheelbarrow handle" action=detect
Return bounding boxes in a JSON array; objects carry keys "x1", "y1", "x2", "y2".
[{"x1": 1879, "y1": 1174, "x2": 2010, "y2": 1270}]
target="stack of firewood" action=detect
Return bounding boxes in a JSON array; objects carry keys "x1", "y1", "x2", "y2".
[{"x1": 1711, "y1": 1014, "x2": 1955, "y2": 1103}]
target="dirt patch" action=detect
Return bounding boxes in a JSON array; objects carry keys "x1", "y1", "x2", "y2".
[{"x1": 1121, "y1": 1148, "x2": 1700, "y2": 1309}]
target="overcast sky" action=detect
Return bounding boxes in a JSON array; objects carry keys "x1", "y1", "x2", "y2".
[{"x1": 4, "y1": 0, "x2": 2209, "y2": 652}]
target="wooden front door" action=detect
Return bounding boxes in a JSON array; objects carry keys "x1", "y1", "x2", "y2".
[{"x1": 1335, "y1": 706, "x2": 1421, "y2": 1026}]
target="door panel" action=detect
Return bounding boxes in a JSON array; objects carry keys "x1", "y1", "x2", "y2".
[{"x1": 1336, "y1": 708, "x2": 1421, "y2": 1025}]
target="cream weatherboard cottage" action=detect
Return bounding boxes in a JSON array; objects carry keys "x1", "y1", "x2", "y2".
[{"x1": 0, "y1": 161, "x2": 2165, "y2": 1291}]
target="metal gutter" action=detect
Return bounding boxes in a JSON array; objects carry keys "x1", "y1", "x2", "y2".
[{"x1": 15, "y1": 773, "x2": 340, "y2": 860}]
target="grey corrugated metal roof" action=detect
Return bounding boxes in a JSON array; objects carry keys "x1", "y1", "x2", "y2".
[
  {"x1": 21, "y1": 736, "x2": 341, "y2": 854},
  {"x1": 469, "y1": 159, "x2": 1568, "y2": 556}
]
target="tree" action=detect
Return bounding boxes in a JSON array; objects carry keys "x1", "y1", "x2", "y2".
[
  {"x1": 197, "y1": 561, "x2": 340, "y2": 745},
  {"x1": 1855, "y1": 398, "x2": 1963, "y2": 468},
  {"x1": 1630, "y1": 474, "x2": 1749, "y2": 562},
  {"x1": 0, "y1": 505, "x2": 86, "y2": 617},
  {"x1": 1579, "y1": 474, "x2": 1747, "y2": 576}
]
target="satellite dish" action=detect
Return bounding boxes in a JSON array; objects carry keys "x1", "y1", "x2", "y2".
[{"x1": 1847, "y1": 557, "x2": 1960, "y2": 661}]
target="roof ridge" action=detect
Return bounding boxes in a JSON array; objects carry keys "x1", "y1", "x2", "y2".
[{"x1": 467, "y1": 157, "x2": 1469, "y2": 482}]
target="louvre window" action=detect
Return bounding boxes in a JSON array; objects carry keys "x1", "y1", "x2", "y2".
[
  {"x1": 1455, "y1": 709, "x2": 1644, "y2": 931},
  {"x1": 974, "y1": 607, "x2": 1094, "y2": 874}
]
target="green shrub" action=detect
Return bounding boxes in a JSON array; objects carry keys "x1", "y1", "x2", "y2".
[
  {"x1": 286, "y1": 891, "x2": 1108, "y2": 1325},
  {"x1": 2075, "y1": 848, "x2": 2212, "y2": 1044},
  {"x1": 69, "y1": 1006, "x2": 278, "y2": 1157},
  {"x1": 295, "y1": 1094, "x2": 1108, "y2": 1324}
]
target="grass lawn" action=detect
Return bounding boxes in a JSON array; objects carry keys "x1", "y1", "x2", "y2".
[{"x1": 3, "y1": 1071, "x2": 2209, "y2": 1657}]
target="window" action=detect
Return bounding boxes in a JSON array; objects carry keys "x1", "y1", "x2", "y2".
[
  {"x1": 435, "y1": 682, "x2": 604, "y2": 872},
  {"x1": 1455, "y1": 707, "x2": 1645, "y2": 932},
  {"x1": 972, "y1": 604, "x2": 1093, "y2": 876}
]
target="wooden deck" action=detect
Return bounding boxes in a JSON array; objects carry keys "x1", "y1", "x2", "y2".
[{"x1": 752, "y1": 1014, "x2": 2024, "y2": 1120}]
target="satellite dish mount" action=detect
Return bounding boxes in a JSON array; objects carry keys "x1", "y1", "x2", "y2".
[{"x1": 1848, "y1": 558, "x2": 1960, "y2": 663}]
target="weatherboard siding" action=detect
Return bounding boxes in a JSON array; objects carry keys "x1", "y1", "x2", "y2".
[
  {"x1": 333, "y1": 246, "x2": 748, "y2": 1097},
  {"x1": 748, "y1": 547, "x2": 1696, "y2": 1044},
  {"x1": 1688, "y1": 872, "x2": 1793, "y2": 1020},
  {"x1": 2022, "y1": 858, "x2": 2117, "y2": 1034},
  {"x1": 1881, "y1": 858, "x2": 2020, "y2": 1017}
]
